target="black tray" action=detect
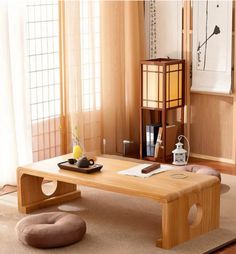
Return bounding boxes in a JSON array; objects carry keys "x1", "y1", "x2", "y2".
[{"x1": 57, "y1": 161, "x2": 103, "y2": 174}]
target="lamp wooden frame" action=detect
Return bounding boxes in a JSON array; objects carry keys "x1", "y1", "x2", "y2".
[{"x1": 140, "y1": 58, "x2": 185, "y2": 162}]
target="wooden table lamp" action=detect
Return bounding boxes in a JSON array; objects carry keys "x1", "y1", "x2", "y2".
[{"x1": 140, "y1": 58, "x2": 185, "y2": 162}]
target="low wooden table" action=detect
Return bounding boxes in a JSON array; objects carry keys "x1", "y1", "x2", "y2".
[{"x1": 17, "y1": 154, "x2": 220, "y2": 249}]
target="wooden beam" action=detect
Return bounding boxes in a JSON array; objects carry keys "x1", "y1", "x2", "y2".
[{"x1": 182, "y1": 1, "x2": 192, "y2": 142}]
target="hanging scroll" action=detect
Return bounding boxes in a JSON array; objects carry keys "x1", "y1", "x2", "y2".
[
  {"x1": 144, "y1": 0, "x2": 182, "y2": 59},
  {"x1": 192, "y1": 0, "x2": 232, "y2": 94}
]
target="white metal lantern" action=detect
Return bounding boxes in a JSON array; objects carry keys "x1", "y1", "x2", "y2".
[{"x1": 172, "y1": 135, "x2": 189, "y2": 166}]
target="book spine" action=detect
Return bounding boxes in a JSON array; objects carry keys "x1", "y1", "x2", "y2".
[
  {"x1": 150, "y1": 145, "x2": 155, "y2": 156},
  {"x1": 154, "y1": 127, "x2": 163, "y2": 158},
  {"x1": 146, "y1": 125, "x2": 150, "y2": 156},
  {"x1": 154, "y1": 125, "x2": 160, "y2": 145},
  {"x1": 150, "y1": 125, "x2": 154, "y2": 147}
]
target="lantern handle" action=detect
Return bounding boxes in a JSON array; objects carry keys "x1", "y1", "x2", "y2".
[{"x1": 177, "y1": 135, "x2": 190, "y2": 165}]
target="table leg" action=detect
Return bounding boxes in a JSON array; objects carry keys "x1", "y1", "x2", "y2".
[
  {"x1": 17, "y1": 170, "x2": 81, "y2": 214},
  {"x1": 156, "y1": 182, "x2": 220, "y2": 249}
]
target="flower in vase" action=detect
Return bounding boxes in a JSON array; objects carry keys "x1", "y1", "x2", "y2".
[
  {"x1": 71, "y1": 126, "x2": 83, "y2": 159},
  {"x1": 60, "y1": 125, "x2": 83, "y2": 159}
]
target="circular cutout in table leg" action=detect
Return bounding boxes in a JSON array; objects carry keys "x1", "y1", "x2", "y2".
[
  {"x1": 188, "y1": 203, "x2": 203, "y2": 227},
  {"x1": 41, "y1": 179, "x2": 57, "y2": 196}
]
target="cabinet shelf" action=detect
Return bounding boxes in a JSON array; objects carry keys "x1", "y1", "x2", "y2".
[{"x1": 139, "y1": 110, "x2": 184, "y2": 163}]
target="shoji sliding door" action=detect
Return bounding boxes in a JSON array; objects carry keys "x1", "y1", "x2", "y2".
[{"x1": 25, "y1": 0, "x2": 62, "y2": 161}]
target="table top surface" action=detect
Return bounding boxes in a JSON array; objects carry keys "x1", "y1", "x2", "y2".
[{"x1": 18, "y1": 154, "x2": 219, "y2": 202}]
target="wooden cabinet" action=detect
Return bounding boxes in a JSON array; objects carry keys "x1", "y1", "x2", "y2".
[
  {"x1": 139, "y1": 59, "x2": 185, "y2": 162},
  {"x1": 139, "y1": 108, "x2": 185, "y2": 163}
]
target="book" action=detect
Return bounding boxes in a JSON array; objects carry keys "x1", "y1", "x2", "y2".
[
  {"x1": 154, "y1": 125, "x2": 178, "y2": 158},
  {"x1": 150, "y1": 123, "x2": 162, "y2": 145},
  {"x1": 154, "y1": 127, "x2": 163, "y2": 158},
  {"x1": 146, "y1": 123, "x2": 162, "y2": 156}
]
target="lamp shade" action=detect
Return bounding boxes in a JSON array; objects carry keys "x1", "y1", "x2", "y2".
[{"x1": 141, "y1": 58, "x2": 185, "y2": 109}]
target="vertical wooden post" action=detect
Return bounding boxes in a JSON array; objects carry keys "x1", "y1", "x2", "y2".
[
  {"x1": 183, "y1": 1, "x2": 192, "y2": 143},
  {"x1": 181, "y1": 60, "x2": 186, "y2": 145},
  {"x1": 232, "y1": 1, "x2": 236, "y2": 164},
  {"x1": 140, "y1": 64, "x2": 143, "y2": 159},
  {"x1": 162, "y1": 64, "x2": 167, "y2": 162}
]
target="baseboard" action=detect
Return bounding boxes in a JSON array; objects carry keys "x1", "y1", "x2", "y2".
[{"x1": 190, "y1": 153, "x2": 235, "y2": 164}]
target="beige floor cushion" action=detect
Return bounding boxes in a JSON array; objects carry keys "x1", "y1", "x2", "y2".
[
  {"x1": 15, "y1": 212, "x2": 86, "y2": 249},
  {"x1": 181, "y1": 164, "x2": 221, "y2": 181}
]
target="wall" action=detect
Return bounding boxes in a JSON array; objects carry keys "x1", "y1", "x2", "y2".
[
  {"x1": 190, "y1": 93, "x2": 234, "y2": 162},
  {"x1": 184, "y1": 1, "x2": 236, "y2": 164}
]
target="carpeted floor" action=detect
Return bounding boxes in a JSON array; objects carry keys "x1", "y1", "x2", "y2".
[
  {"x1": 0, "y1": 185, "x2": 17, "y2": 196},
  {"x1": 0, "y1": 173, "x2": 235, "y2": 254}
]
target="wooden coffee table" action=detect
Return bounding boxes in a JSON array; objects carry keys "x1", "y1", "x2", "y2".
[{"x1": 17, "y1": 154, "x2": 220, "y2": 249}]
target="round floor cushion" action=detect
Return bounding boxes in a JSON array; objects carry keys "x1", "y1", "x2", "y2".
[
  {"x1": 180, "y1": 164, "x2": 221, "y2": 181},
  {"x1": 15, "y1": 212, "x2": 86, "y2": 249}
]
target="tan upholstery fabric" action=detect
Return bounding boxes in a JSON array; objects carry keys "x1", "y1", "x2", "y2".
[
  {"x1": 181, "y1": 164, "x2": 221, "y2": 181},
  {"x1": 15, "y1": 212, "x2": 86, "y2": 249}
]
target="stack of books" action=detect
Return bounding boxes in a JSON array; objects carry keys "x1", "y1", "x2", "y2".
[{"x1": 146, "y1": 124, "x2": 178, "y2": 158}]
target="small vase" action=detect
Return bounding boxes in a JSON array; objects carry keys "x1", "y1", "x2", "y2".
[{"x1": 73, "y1": 144, "x2": 83, "y2": 159}]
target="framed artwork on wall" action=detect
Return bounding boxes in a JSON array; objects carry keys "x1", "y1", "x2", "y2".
[{"x1": 192, "y1": 0, "x2": 233, "y2": 94}]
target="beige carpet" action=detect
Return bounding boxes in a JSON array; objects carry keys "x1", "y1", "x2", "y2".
[
  {"x1": 0, "y1": 185, "x2": 17, "y2": 196},
  {"x1": 0, "y1": 173, "x2": 235, "y2": 254}
]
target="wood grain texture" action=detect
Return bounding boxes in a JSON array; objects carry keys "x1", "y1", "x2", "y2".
[
  {"x1": 182, "y1": 3, "x2": 236, "y2": 162},
  {"x1": 189, "y1": 157, "x2": 236, "y2": 175},
  {"x1": 17, "y1": 154, "x2": 219, "y2": 203},
  {"x1": 190, "y1": 94, "x2": 233, "y2": 159},
  {"x1": 157, "y1": 183, "x2": 220, "y2": 249},
  {"x1": 17, "y1": 169, "x2": 80, "y2": 214},
  {"x1": 17, "y1": 154, "x2": 220, "y2": 249}
]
